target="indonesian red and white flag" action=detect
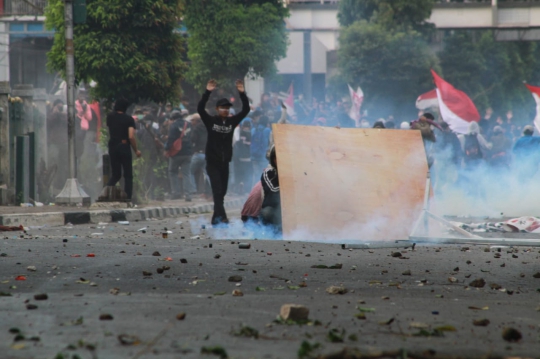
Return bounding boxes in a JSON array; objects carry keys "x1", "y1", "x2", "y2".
[
  {"x1": 348, "y1": 84, "x2": 364, "y2": 125},
  {"x1": 416, "y1": 89, "x2": 438, "y2": 110},
  {"x1": 284, "y1": 83, "x2": 295, "y2": 117},
  {"x1": 431, "y1": 70, "x2": 480, "y2": 134},
  {"x1": 525, "y1": 83, "x2": 540, "y2": 132}
]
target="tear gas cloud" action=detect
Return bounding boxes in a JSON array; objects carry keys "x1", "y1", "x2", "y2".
[{"x1": 206, "y1": 127, "x2": 540, "y2": 243}]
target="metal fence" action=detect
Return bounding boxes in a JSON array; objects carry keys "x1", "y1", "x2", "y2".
[{"x1": 3, "y1": 0, "x2": 46, "y2": 16}]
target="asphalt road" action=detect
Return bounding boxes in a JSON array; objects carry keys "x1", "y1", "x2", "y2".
[{"x1": 1, "y1": 210, "x2": 539, "y2": 359}]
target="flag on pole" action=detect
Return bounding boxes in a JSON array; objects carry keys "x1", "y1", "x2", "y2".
[
  {"x1": 431, "y1": 70, "x2": 480, "y2": 134},
  {"x1": 284, "y1": 83, "x2": 295, "y2": 117},
  {"x1": 348, "y1": 84, "x2": 364, "y2": 125},
  {"x1": 415, "y1": 89, "x2": 438, "y2": 110},
  {"x1": 525, "y1": 83, "x2": 540, "y2": 132}
]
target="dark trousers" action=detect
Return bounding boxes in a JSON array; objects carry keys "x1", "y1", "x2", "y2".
[
  {"x1": 107, "y1": 143, "x2": 133, "y2": 199},
  {"x1": 206, "y1": 160, "x2": 229, "y2": 225}
]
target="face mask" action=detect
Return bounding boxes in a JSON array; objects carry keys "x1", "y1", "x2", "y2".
[{"x1": 137, "y1": 114, "x2": 144, "y2": 120}]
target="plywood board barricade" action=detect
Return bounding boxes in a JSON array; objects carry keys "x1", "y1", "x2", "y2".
[{"x1": 273, "y1": 124, "x2": 428, "y2": 243}]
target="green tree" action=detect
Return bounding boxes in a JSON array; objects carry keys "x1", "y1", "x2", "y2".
[
  {"x1": 338, "y1": 21, "x2": 439, "y2": 118},
  {"x1": 45, "y1": 0, "x2": 186, "y2": 104},
  {"x1": 337, "y1": 0, "x2": 378, "y2": 27},
  {"x1": 439, "y1": 31, "x2": 487, "y2": 108},
  {"x1": 338, "y1": 0, "x2": 435, "y2": 32},
  {"x1": 184, "y1": 0, "x2": 289, "y2": 92},
  {"x1": 439, "y1": 30, "x2": 539, "y2": 121}
]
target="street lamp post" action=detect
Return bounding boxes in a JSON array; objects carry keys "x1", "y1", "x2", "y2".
[{"x1": 55, "y1": 0, "x2": 90, "y2": 205}]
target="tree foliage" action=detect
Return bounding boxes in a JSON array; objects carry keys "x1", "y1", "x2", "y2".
[
  {"x1": 45, "y1": 0, "x2": 186, "y2": 104},
  {"x1": 338, "y1": 0, "x2": 435, "y2": 33},
  {"x1": 439, "y1": 30, "x2": 539, "y2": 121},
  {"x1": 338, "y1": 21, "x2": 439, "y2": 119},
  {"x1": 184, "y1": 0, "x2": 289, "y2": 92}
]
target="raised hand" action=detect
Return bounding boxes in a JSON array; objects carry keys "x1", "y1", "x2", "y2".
[
  {"x1": 235, "y1": 79, "x2": 245, "y2": 93},
  {"x1": 206, "y1": 79, "x2": 217, "y2": 92}
]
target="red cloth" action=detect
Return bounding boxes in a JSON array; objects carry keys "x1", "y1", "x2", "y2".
[
  {"x1": 89, "y1": 102, "x2": 101, "y2": 142},
  {"x1": 76, "y1": 100, "x2": 93, "y2": 131},
  {"x1": 0, "y1": 224, "x2": 23, "y2": 231},
  {"x1": 241, "y1": 181, "x2": 263, "y2": 218}
]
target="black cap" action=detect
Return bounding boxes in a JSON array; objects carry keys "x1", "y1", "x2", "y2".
[{"x1": 216, "y1": 98, "x2": 233, "y2": 108}]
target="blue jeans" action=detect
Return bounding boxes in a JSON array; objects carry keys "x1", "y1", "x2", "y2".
[
  {"x1": 168, "y1": 155, "x2": 192, "y2": 197},
  {"x1": 190, "y1": 153, "x2": 207, "y2": 194}
]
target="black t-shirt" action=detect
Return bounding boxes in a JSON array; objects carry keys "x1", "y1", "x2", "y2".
[{"x1": 107, "y1": 112, "x2": 135, "y2": 147}]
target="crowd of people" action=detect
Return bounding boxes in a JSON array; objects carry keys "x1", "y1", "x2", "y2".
[{"x1": 47, "y1": 84, "x2": 540, "y2": 234}]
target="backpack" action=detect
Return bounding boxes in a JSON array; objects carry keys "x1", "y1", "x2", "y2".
[
  {"x1": 463, "y1": 134, "x2": 482, "y2": 161},
  {"x1": 250, "y1": 125, "x2": 267, "y2": 159},
  {"x1": 165, "y1": 121, "x2": 188, "y2": 158}
]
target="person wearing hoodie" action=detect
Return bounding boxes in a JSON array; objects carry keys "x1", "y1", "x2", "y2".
[
  {"x1": 513, "y1": 125, "x2": 540, "y2": 180},
  {"x1": 261, "y1": 146, "x2": 281, "y2": 235},
  {"x1": 197, "y1": 79, "x2": 250, "y2": 226},
  {"x1": 458, "y1": 121, "x2": 492, "y2": 170}
]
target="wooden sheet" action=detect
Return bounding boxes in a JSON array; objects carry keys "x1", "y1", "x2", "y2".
[{"x1": 273, "y1": 125, "x2": 428, "y2": 242}]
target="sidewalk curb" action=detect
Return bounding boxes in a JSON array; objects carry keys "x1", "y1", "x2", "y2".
[{"x1": 0, "y1": 198, "x2": 245, "y2": 227}]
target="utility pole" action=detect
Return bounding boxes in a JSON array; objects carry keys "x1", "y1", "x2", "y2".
[{"x1": 55, "y1": 0, "x2": 90, "y2": 205}]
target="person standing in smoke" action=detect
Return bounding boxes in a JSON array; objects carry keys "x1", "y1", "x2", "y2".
[
  {"x1": 251, "y1": 115, "x2": 271, "y2": 183},
  {"x1": 165, "y1": 111, "x2": 193, "y2": 201},
  {"x1": 234, "y1": 119, "x2": 252, "y2": 194},
  {"x1": 104, "y1": 98, "x2": 142, "y2": 202},
  {"x1": 410, "y1": 113, "x2": 441, "y2": 168},
  {"x1": 513, "y1": 125, "x2": 540, "y2": 180},
  {"x1": 189, "y1": 114, "x2": 209, "y2": 197},
  {"x1": 458, "y1": 122, "x2": 491, "y2": 170},
  {"x1": 261, "y1": 146, "x2": 281, "y2": 236},
  {"x1": 486, "y1": 125, "x2": 512, "y2": 170},
  {"x1": 436, "y1": 122, "x2": 462, "y2": 166},
  {"x1": 197, "y1": 79, "x2": 250, "y2": 226},
  {"x1": 75, "y1": 90, "x2": 92, "y2": 158}
]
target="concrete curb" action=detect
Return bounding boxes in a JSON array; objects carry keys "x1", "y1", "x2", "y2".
[{"x1": 0, "y1": 198, "x2": 245, "y2": 227}]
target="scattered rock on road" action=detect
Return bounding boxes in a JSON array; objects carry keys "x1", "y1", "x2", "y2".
[
  {"x1": 33, "y1": 294, "x2": 48, "y2": 301},
  {"x1": 490, "y1": 283, "x2": 502, "y2": 290},
  {"x1": 326, "y1": 286, "x2": 347, "y2": 295},
  {"x1": 280, "y1": 304, "x2": 309, "y2": 321},
  {"x1": 473, "y1": 319, "x2": 490, "y2": 326},
  {"x1": 118, "y1": 334, "x2": 140, "y2": 346},
  {"x1": 502, "y1": 328, "x2": 522, "y2": 342},
  {"x1": 232, "y1": 289, "x2": 243, "y2": 297},
  {"x1": 228, "y1": 275, "x2": 242, "y2": 282},
  {"x1": 469, "y1": 278, "x2": 486, "y2": 288}
]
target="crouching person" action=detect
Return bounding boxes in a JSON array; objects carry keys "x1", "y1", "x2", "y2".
[{"x1": 260, "y1": 147, "x2": 281, "y2": 235}]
